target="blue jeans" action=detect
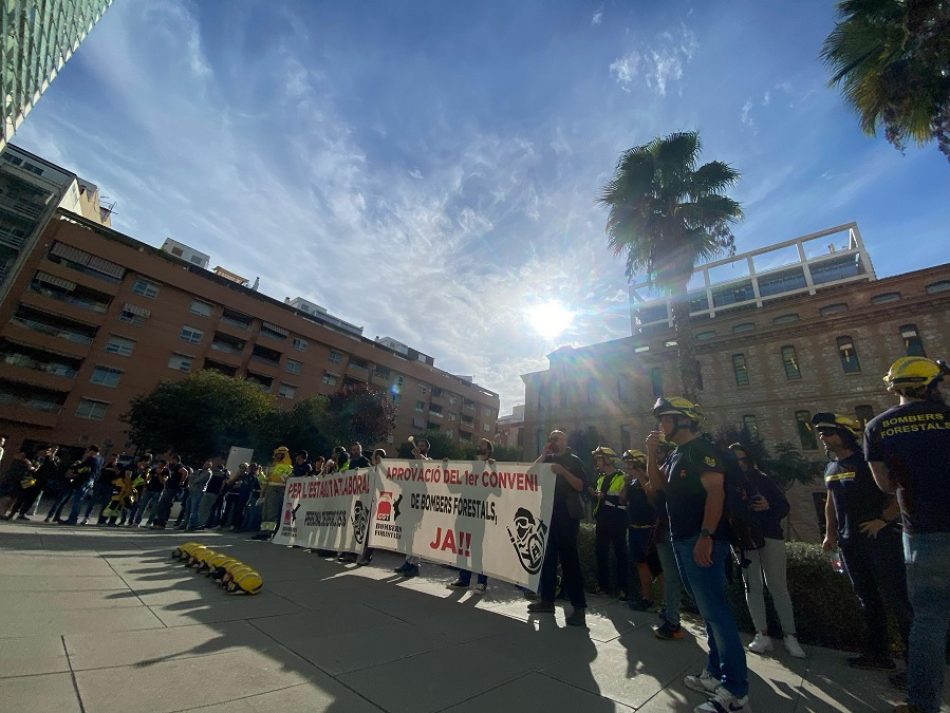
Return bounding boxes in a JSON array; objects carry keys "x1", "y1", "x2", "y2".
[
  {"x1": 655, "y1": 533, "x2": 683, "y2": 627},
  {"x1": 673, "y1": 536, "x2": 748, "y2": 698},
  {"x1": 458, "y1": 569, "x2": 487, "y2": 586},
  {"x1": 904, "y1": 531, "x2": 950, "y2": 713},
  {"x1": 184, "y1": 492, "x2": 203, "y2": 529},
  {"x1": 135, "y1": 491, "x2": 161, "y2": 525}
]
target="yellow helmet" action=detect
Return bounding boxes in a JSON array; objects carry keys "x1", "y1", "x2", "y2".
[
  {"x1": 811, "y1": 412, "x2": 862, "y2": 439},
  {"x1": 221, "y1": 563, "x2": 252, "y2": 586},
  {"x1": 173, "y1": 542, "x2": 199, "y2": 560},
  {"x1": 272, "y1": 445, "x2": 290, "y2": 458},
  {"x1": 206, "y1": 552, "x2": 231, "y2": 572},
  {"x1": 883, "y1": 357, "x2": 947, "y2": 395},
  {"x1": 591, "y1": 446, "x2": 618, "y2": 461},
  {"x1": 210, "y1": 557, "x2": 241, "y2": 580},
  {"x1": 652, "y1": 396, "x2": 704, "y2": 425},
  {"x1": 228, "y1": 569, "x2": 263, "y2": 595},
  {"x1": 621, "y1": 449, "x2": 647, "y2": 468}
]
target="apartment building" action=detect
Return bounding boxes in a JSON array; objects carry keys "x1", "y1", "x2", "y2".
[
  {"x1": 0, "y1": 210, "x2": 499, "y2": 459},
  {"x1": 521, "y1": 224, "x2": 950, "y2": 539}
]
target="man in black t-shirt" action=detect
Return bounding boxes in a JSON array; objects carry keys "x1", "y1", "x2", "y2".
[
  {"x1": 348, "y1": 443, "x2": 370, "y2": 469},
  {"x1": 865, "y1": 357, "x2": 950, "y2": 713},
  {"x1": 528, "y1": 429, "x2": 589, "y2": 627},
  {"x1": 136, "y1": 461, "x2": 166, "y2": 526},
  {"x1": 647, "y1": 397, "x2": 748, "y2": 713},
  {"x1": 814, "y1": 411, "x2": 910, "y2": 672},
  {"x1": 153, "y1": 456, "x2": 187, "y2": 529}
]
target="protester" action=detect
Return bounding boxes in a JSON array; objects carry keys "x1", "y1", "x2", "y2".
[
  {"x1": 816, "y1": 411, "x2": 911, "y2": 671},
  {"x1": 219, "y1": 463, "x2": 248, "y2": 529},
  {"x1": 293, "y1": 451, "x2": 313, "y2": 478},
  {"x1": 151, "y1": 457, "x2": 185, "y2": 529},
  {"x1": 256, "y1": 446, "x2": 293, "y2": 540},
  {"x1": 727, "y1": 443, "x2": 805, "y2": 659},
  {"x1": 348, "y1": 443, "x2": 370, "y2": 469},
  {"x1": 181, "y1": 460, "x2": 211, "y2": 530},
  {"x1": 63, "y1": 446, "x2": 101, "y2": 526},
  {"x1": 119, "y1": 456, "x2": 149, "y2": 526},
  {"x1": 591, "y1": 445, "x2": 628, "y2": 600},
  {"x1": 28, "y1": 447, "x2": 62, "y2": 519},
  {"x1": 355, "y1": 449, "x2": 386, "y2": 566},
  {"x1": 47, "y1": 460, "x2": 83, "y2": 523},
  {"x1": 198, "y1": 464, "x2": 227, "y2": 530},
  {"x1": 240, "y1": 463, "x2": 264, "y2": 532},
  {"x1": 135, "y1": 461, "x2": 166, "y2": 526},
  {"x1": 0, "y1": 449, "x2": 36, "y2": 520},
  {"x1": 448, "y1": 438, "x2": 493, "y2": 593},
  {"x1": 649, "y1": 397, "x2": 749, "y2": 713},
  {"x1": 865, "y1": 357, "x2": 950, "y2": 713},
  {"x1": 620, "y1": 448, "x2": 660, "y2": 611},
  {"x1": 394, "y1": 437, "x2": 431, "y2": 577},
  {"x1": 529, "y1": 429, "x2": 589, "y2": 627}
]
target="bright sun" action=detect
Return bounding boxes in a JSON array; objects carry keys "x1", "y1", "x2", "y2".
[{"x1": 525, "y1": 300, "x2": 575, "y2": 340}]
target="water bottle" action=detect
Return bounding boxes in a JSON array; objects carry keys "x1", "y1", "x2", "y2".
[{"x1": 829, "y1": 549, "x2": 846, "y2": 575}]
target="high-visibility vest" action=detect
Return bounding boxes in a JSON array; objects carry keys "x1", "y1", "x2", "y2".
[{"x1": 594, "y1": 470, "x2": 626, "y2": 516}]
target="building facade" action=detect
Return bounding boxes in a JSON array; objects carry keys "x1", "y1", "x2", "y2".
[
  {"x1": 1, "y1": 0, "x2": 113, "y2": 151},
  {"x1": 0, "y1": 211, "x2": 499, "y2": 461},
  {"x1": 1, "y1": 144, "x2": 111, "y2": 301},
  {"x1": 494, "y1": 404, "x2": 525, "y2": 455},
  {"x1": 521, "y1": 224, "x2": 950, "y2": 540}
]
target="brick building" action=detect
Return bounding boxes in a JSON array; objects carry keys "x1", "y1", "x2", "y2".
[
  {"x1": 0, "y1": 210, "x2": 499, "y2": 462},
  {"x1": 521, "y1": 224, "x2": 950, "y2": 540}
]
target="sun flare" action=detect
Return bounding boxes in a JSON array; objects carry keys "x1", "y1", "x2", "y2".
[{"x1": 525, "y1": 300, "x2": 575, "y2": 340}]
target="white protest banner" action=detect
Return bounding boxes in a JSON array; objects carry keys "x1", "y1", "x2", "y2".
[
  {"x1": 368, "y1": 459, "x2": 556, "y2": 590},
  {"x1": 272, "y1": 469, "x2": 373, "y2": 553}
]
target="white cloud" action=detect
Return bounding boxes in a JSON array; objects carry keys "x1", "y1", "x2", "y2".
[
  {"x1": 740, "y1": 98, "x2": 755, "y2": 127},
  {"x1": 591, "y1": 11, "x2": 603, "y2": 26},
  {"x1": 610, "y1": 24, "x2": 698, "y2": 96}
]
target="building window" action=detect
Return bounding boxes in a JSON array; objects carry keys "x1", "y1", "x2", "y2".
[
  {"x1": 733, "y1": 322, "x2": 756, "y2": 334},
  {"x1": 90, "y1": 366, "x2": 122, "y2": 387},
  {"x1": 328, "y1": 350, "x2": 343, "y2": 364},
  {"x1": 900, "y1": 324, "x2": 926, "y2": 357},
  {"x1": 418, "y1": 384, "x2": 429, "y2": 394},
  {"x1": 837, "y1": 336, "x2": 861, "y2": 373},
  {"x1": 796, "y1": 410, "x2": 818, "y2": 450},
  {"x1": 76, "y1": 398, "x2": 108, "y2": 421},
  {"x1": 483, "y1": 423, "x2": 491, "y2": 433},
  {"x1": 285, "y1": 359, "x2": 302, "y2": 374},
  {"x1": 259, "y1": 322, "x2": 288, "y2": 340},
  {"x1": 415, "y1": 400, "x2": 425, "y2": 412},
  {"x1": 781, "y1": 345, "x2": 801, "y2": 380},
  {"x1": 820, "y1": 303, "x2": 848, "y2": 316},
  {"x1": 732, "y1": 354, "x2": 750, "y2": 386},
  {"x1": 634, "y1": 345, "x2": 650, "y2": 353},
  {"x1": 321, "y1": 372, "x2": 338, "y2": 386},
  {"x1": 855, "y1": 404, "x2": 875, "y2": 426},
  {"x1": 617, "y1": 376, "x2": 634, "y2": 402},
  {"x1": 293, "y1": 337, "x2": 307, "y2": 351},
  {"x1": 650, "y1": 367, "x2": 663, "y2": 397},
  {"x1": 168, "y1": 354, "x2": 193, "y2": 372},
  {"x1": 926, "y1": 280, "x2": 950, "y2": 294},
  {"x1": 773, "y1": 313, "x2": 799, "y2": 325},
  {"x1": 179, "y1": 326, "x2": 203, "y2": 345},
  {"x1": 742, "y1": 414, "x2": 758, "y2": 436},
  {"x1": 131, "y1": 278, "x2": 160, "y2": 298},
  {"x1": 695, "y1": 330, "x2": 716, "y2": 341},
  {"x1": 278, "y1": 383, "x2": 296, "y2": 399},
  {"x1": 871, "y1": 292, "x2": 901, "y2": 304},
  {"x1": 104, "y1": 335, "x2": 135, "y2": 357},
  {"x1": 118, "y1": 305, "x2": 148, "y2": 325},
  {"x1": 190, "y1": 299, "x2": 213, "y2": 317}
]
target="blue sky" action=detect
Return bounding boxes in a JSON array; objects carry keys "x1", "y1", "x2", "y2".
[{"x1": 15, "y1": 0, "x2": 950, "y2": 414}]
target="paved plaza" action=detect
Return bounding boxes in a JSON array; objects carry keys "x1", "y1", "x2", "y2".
[{"x1": 0, "y1": 522, "x2": 946, "y2": 713}]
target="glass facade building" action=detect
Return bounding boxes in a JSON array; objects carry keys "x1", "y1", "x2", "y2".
[{"x1": 2, "y1": 0, "x2": 112, "y2": 151}]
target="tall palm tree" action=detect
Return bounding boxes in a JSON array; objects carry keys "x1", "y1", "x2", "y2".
[
  {"x1": 599, "y1": 131, "x2": 742, "y2": 400},
  {"x1": 821, "y1": 0, "x2": 950, "y2": 160}
]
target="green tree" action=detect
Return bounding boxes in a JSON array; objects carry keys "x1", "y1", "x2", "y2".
[
  {"x1": 712, "y1": 425, "x2": 824, "y2": 491},
  {"x1": 600, "y1": 132, "x2": 742, "y2": 399},
  {"x1": 395, "y1": 431, "x2": 469, "y2": 460},
  {"x1": 821, "y1": 0, "x2": 950, "y2": 160},
  {"x1": 253, "y1": 397, "x2": 335, "y2": 459},
  {"x1": 124, "y1": 371, "x2": 275, "y2": 464},
  {"x1": 325, "y1": 384, "x2": 397, "y2": 449}
]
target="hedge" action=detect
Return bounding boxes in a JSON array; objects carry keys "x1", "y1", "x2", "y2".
[{"x1": 576, "y1": 524, "x2": 882, "y2": 652}]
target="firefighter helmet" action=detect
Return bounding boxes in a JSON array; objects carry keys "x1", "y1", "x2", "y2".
[
  {"x1": 621, "y1": 449, "x2": 647, "y2": 468},
  {"x1": 883, "y1": 357, "x2": 947, "y2": 395},
  {"x1": 810, "y1": 412, "x2": 862, "y2": 439},
  {"x1": 652, "y1": 396, "x2": 704, "y2": 425}
]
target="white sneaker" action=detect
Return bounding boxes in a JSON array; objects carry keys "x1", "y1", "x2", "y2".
[
  {"x1": 694, "y1": 686, "x2": 749, "y2": 712},
  {"x1": 784, "y1": 634, "x2": 806, "y2": 659},
  {"x1": 747, "y1": 632, "x2": 773, "y2": 654},
  {"x1": 474, "y1": 582, "x2": 487, "y2": 593},
  {"x1": 684, "y1": 670, "x2": 721, "y2": 696}
]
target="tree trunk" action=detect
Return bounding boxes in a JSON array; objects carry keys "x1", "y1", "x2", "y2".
[{"x1": 670, "y1": 295, "x2": 701, "y2": 402}]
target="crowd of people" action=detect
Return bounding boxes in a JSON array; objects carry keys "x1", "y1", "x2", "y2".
[{"x1": 0, "y1": 355, "x2": 946, "y2": 713}]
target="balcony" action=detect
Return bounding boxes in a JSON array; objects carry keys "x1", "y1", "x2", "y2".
[
  {"x1": 0, "y1": 401, "x2": 60, "y2": 428},
  {"x1": 0, "y1": 362, "x2": 75, "y2": 392},
  {"x1": 4, "y1": 311, "x2": 96, "y2": 358},
  {"x1": 40, "y1": 256, "x2": 123, "y2": 294},
  {"x1": 20, "y1": 288, "x2": 108, "y2": 326},
  {"x1": 347, "y1": 362, "x2": 369, "y2": 382}
]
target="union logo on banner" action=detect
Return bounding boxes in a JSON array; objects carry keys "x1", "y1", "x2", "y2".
[
  {"x1": 507, "y1": 507, "x2": 548, "y2": 574},
  {"x1": 375, "y1": 491, "x2": 403, "y2": 522}
]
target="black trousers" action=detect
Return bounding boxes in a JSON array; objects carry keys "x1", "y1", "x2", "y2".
[
  {"x1": 840, "y1": 526, "x2": 913, "y2": 657},
  {"x1": 595, "y1": 509, "x2": 628, "y2": 594},
  {"x1": 13, "y1": 485, "x2": 41, "y2": 516},
  {"x1": 539, "y1": 513, "x2": 587, "y2": 609}
]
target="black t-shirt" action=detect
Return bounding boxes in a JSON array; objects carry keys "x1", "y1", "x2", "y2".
[
  {"x1": 204, "y1": 470, "x2": 226, "y2": 495},
  {"x1": 663, "y1": 437, "x2": 726, "y2": 540},
  {"x1": 164, "y1": 465, "x2": 186, "y2": 491},
  {"x1": 543, "y1": 449, "x2": 589, "y2": 521},
  {"x1": 100, "y1": 465, "x2": 120, "y2": 488},
  {"x1": 147, "y1": 468, "x2": 168, "y2": 492},
  {"x1": 293, "y1": 462, "x2": 314, "y2": 477},
  {"x1": 824, "y1": 452, "x2": 888, "y2": 541},
  {"x1": 865, "y1": 400, "x2": 950, "y2": 534},
  {"x1": 626, "y1": 479, "x2": 656, "y2": 527},
  {"x1": 349, "y1": 455, "x2": 371, "y2": 469}
]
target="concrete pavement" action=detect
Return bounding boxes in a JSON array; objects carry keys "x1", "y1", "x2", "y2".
[{"x1": 0, "y1": 521, "x2": 945, "y2": 713}]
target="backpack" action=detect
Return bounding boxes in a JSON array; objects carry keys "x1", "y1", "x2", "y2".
[{"x1": 719, "y1": 447, "x2": 765, "y2": 566}]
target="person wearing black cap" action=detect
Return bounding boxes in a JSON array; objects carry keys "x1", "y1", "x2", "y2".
[{"x1": 815, "y1": 411, "x2": 911, "y2": 672}]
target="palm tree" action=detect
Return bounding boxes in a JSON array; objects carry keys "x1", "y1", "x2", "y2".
[
  {"x1": 821, "y1": 0, "x2": 950, "y2": 160},
  {"x1": 599, "y1": 131, "x2": 742, "y2": 400}
]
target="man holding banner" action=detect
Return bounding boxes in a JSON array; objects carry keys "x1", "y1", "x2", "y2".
[{"x1": 529, "y1": 429, "x2": 589, "y2": 627}]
